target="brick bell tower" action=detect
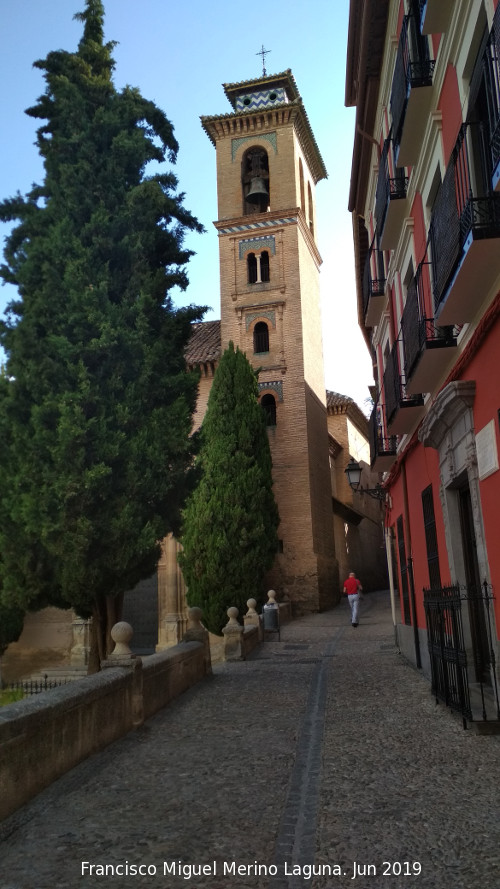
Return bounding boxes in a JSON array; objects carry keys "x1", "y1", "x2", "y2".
[{"x1": 201, "y1": 69, "x2": 338, "y2": 612}]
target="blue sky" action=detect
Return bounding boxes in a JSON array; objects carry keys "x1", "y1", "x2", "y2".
[{"x1": 0, "y1": 0, "x2": 374, "y2": 409}]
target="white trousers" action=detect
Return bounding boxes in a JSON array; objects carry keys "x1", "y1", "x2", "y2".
[{"x1": 348, "y1": 593, "x2": 360, "y2": 624}]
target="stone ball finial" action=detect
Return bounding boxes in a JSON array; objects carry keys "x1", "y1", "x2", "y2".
[
  {"x1": 187, "y1": 606, "x2": 203, "y2": 626},
  {"x1": 246, "y1": 598, "x2": 257, "y2": 614},
  {"x1": 267, "y1": 589, "x2": 278, "y2": 605},
  {"x1": 226, "y1": 606, "x2": 240, "y2": 627},
  {"x1": 110, "y1": 621, "x2": 133, "y2": 656}
]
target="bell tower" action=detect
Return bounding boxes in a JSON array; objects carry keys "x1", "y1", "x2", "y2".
[{"x1": 201, "y1": 69, "x2": 338, "y2": 612}]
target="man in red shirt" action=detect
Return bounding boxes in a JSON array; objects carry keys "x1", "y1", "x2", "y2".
[{"x1": 343, "y1": 571, "x2": 362, "y2": 627}]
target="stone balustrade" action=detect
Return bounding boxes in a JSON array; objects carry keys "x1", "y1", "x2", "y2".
[
  {"x1": 0, "y1": 593, "x2": 292, "y2": 821},
  {"x1": 222, "y1": 590, "x2": 291, "y2": 660},
  {"x1": 0, "y1": 611, "x2": 211, "y2": 822}
]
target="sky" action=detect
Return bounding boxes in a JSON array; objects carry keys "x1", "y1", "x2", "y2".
[{"x1": 0, "y1": 0, "x2": 374, "y2": 411}]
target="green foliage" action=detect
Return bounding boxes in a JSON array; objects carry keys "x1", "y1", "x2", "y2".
[
  {"x1": 179, "y1": 343, "x2": 280, "y2": 634},
  {"x1": 0, "y1": 689, "x2": 25, "y2": 706},
  {"x1": 0, "y1": 1, "x2": 205, "y2": 643}
]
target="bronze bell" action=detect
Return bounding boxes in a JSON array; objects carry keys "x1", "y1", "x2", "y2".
[{"x1": 246, "y1": 177, "x2": 269, "y2": 204}]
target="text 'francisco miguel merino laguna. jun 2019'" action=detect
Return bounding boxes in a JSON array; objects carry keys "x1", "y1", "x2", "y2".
[{"x1": 80, "y1": 859, "x2": 423, "y2": 880}]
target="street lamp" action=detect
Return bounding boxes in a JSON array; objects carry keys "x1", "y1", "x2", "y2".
[{"x1": 344, "y1": 457, "x2": 387, "y2": 502}]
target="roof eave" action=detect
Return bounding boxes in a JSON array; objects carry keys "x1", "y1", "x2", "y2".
[{"x1": 200, "y1": 100, "x2": 327, "y2": 183}]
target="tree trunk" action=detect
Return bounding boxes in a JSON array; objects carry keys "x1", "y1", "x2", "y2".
[
  {"x1": 87, "y1": 592, "x2": 125, "y2": 673},
  {"x1": 88, "y1": 595, "x2": 106, "y2": 674}
]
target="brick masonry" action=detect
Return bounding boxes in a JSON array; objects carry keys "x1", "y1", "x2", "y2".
[{"x1": 202, "y1": 76, "x2": 338, "y2": 614}]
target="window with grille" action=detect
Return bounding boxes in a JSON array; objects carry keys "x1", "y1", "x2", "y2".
[{"x1": 421, "y1": 484, "x2": 442, "y2": 589}]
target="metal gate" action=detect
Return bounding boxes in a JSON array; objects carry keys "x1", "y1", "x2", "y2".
[{"x1": 423, "y1": 582, "x2": 500, "y2": 728}]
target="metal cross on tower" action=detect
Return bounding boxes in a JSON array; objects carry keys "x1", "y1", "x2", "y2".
[{"x1": 256, "y1": 45, "x2": 271, "y2": 76}]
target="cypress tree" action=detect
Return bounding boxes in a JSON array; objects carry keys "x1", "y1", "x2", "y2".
[
  {"x1": 179, "y1": 343, "x2": 280, "y2": 634},
  {"x1": 0, "y1": 1, "x2": 205, "y2": 668}
]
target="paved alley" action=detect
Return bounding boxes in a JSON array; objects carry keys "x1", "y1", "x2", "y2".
[{"x1": 1, "y1": 591, "x2": 499, "y2": 889}]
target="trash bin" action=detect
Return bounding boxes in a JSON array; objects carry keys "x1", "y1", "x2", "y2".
[{"x1": 262, "y1": 604, "x2": 280, "y2": 639}]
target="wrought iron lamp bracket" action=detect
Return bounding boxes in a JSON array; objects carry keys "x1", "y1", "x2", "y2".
[
  {"x1": 344, "y1": 457, "x2": 388, "y2": 502},
  {"x1": 358, "y1": 485, "x2": 388, "y2": 502}
]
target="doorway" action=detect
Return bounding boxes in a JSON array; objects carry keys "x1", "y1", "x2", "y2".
[{"x1": 458, "y1": 484, "x2": 490, "y2": 683}]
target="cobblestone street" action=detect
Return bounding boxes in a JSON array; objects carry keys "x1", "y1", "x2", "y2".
[{"x1": 1, "y1": 590, "x2": 499, "y2": 889}]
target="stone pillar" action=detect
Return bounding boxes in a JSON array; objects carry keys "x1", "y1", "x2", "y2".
[
  {"x1": 101, "y1": 622, "x2": 144, "y2": 728},
  {"x1": 157, "y1": 535, "x2": 189, "y2": 650},
  {"x1": 69, "y1": 615, "x2": 91, "y2": 668},
  {"x1": 244, "y1": 598, "x2": 263, "y2": 640},
  {"x1": 182, "y1": 607, "x2": 212, "y2": 675},
  {"x1": 222, "y1": 607, "x2": 245, "y2": 661},
  {"x1": 266, "y1": 589, "x2": 278, "y2": 607}
]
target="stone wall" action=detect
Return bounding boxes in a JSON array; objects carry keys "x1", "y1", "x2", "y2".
[
  {"x1": 2, "y1": 607, "x2": 74, "y2": 682},
  {"x1": 0, "y1": 639, "x2": 210, "y2": 822}
]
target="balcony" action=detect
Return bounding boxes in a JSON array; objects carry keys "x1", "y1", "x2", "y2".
[
  {"x1": 401, "y1": 262, "x2": 457, "y2": 395},
  {"x1": 384, "y1": 341, "x2": 425, "y2": 435},
  {"x1": 419, "y1": 0, "x2": 453, "y2": 35},
  {"x1": 492, "y1": 119, "x2": 500, "y2": 192},
  {"x1": 369, "y1": 405, "x2": 398, "y2": 472},
  {"x1": 391, "y1": 12, "x2": 435, "y2": 167},
  {"x1": 375, "y1": 136, "x2": 409, "y2": 250},
  {"x1": 430, "y1": 123, "x2": 500, "y2": 326},
  {"x1": 486, "y1": 5, "x2": 500, "y2": 192},
  {"x1": 362, "y1": 240, "x2": 386, "y2": 327}
]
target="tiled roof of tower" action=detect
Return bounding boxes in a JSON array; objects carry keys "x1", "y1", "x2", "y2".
[
  {"x1": 200, "y1": 69, "x2": 327, "y2": 183},
  {"x1": 222, "y1": 69, "x2": 301, "y2": 107},
  {"x1": 185, "y1": 320, "x2": 221, "y2": 367}
]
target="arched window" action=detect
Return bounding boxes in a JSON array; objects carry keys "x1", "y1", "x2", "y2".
[
  {"x1": 260, "y1": 251, "x2": 270, "y2": 282},
  {"x1": 247, "y1": 253, "x2": 257, "y2": 284},
  {"x1": 299, "y1": 158, "x2": 305, "y2": 211},
  {"x1": 253, "y1": 321, "x2": 269, "y2": 354},
  {"x1": 242, "y1": 147, "x2": 270, "y2": 215},
  {"x1": 247, "y1": 251, "x2": 270, "y2": 284},
  {"x1": 261, "y1": 393, "x2": 277, "y2": 426},
  {"x1": 308, "y1": 182, "x2": 314, "y2": 235}
]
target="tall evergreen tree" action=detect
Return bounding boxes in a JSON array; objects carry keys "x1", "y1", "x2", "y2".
[
  {"x1": 0, "y1": 1, "x2": 205, "y2": 668},
  {"x1": 179, "y1": 343, "x2": 280, "y2": 634},
  {"x1": 0, "y1": 601, "x2": 25, "y2": 687}
]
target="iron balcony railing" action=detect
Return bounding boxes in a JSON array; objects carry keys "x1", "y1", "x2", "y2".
[
  {"x1": 368, "y1": 403, "x2": 398, "y2": 468},
  {"x1": 417, "y1": 0, "x2": 426, "y2": 29},
  {"x1": 484, "y1": 1, "x2": 500, "y2": 177},
  {"x1": 375, "y1": 135, "x2": 409, "y2": 240},
  {"x1": 362, "y1": 239, "x2": 386, "y2": 320},
  {"x1": 424, "y1": 581, "x2": 500, "y2": 729},
  {"x1": 429, "y1": 122, "x2": 500, "y2": 313},
  {"x1": 383, "y1": 340, "x2": 423, "y2": 427},
  {"x1": 401, "y1": 261, "x2": 457, "y2": 383},
  {"x1": 390, "y1": 8, "x2": 435, "y2": 154}
]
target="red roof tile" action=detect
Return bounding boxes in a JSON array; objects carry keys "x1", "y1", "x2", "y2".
[{"x1": 185, "y1": 320, "x2": 221, "y2": 367}]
